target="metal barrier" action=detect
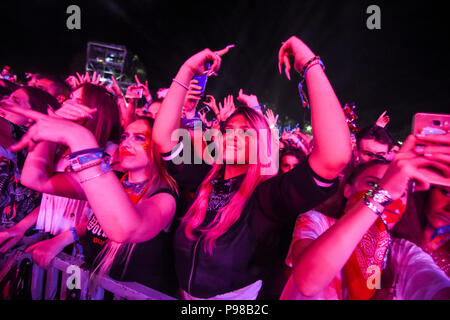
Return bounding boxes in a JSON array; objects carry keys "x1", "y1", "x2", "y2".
[{"x1": 0, "y1": 231, "x2": 176, "y2": 300}]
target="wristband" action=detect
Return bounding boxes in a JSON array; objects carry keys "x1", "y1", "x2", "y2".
[
  {"x1": 68, "y1": 148, "x2": 104, "y2": 159},
  {"x1": 78, "y1": 156, "x2": 112, "y2": 183},
  {"x1": 68, "y1": 151, "x2": 105, "y2": 172},
  {"x1": 69, "y1": 227, "x2": 84, "y2": 258},
  {"x1": 298, "y1": 56, "x2": 325, "y2": 109}
]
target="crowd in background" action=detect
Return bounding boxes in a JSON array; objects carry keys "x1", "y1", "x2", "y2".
[{"x1": 0, "y1": 36, "x2": 448, "y2": 300}]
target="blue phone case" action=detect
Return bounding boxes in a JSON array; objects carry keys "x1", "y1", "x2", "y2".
[{"x1": 193, "y1": 62, "x2": 211, "y2": 96}]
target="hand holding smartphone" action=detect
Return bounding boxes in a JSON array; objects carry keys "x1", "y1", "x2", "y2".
[
  {"x1": 125, "y1": 86, "x2": 143, "y2": 99},
  {"x1": 193, "y1": 62, "x2": 211, "y2": 97},
  {"x1": 412, "y1": 113, "x2": 450, "y2": 188}
]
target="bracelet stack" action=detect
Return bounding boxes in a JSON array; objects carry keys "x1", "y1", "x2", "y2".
[
  {"x1": 66, "y1": 147, "x2": 112, "y2": 183},
  {"x1": 298, "y1": 56, "x2": 325, "y2": 109},
  {"x1": 363, "y1": 183, "x2": 393, "y2": 229}
]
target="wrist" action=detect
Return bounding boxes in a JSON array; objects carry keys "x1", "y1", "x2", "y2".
[
  {"x1": 179, "y1": 63, "x2": 196, "y2": 79},
  {"x1": 377, "y1": 178, "x2": 405, "y2": 200},
  {"x1": 66, "y1": 129, "x2": 99, "y2": 153},
  {"x1": 9, "y1": 224, "x2": 27, "y2": 236}
]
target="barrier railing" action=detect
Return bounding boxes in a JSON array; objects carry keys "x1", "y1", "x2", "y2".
[{"x1": 0, "y1": 231, "x2": 176, "y2": 300}]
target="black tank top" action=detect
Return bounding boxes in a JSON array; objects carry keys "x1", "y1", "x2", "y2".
[{"x1": 81, "y1": 187, "x2": 179, "y2": 297}]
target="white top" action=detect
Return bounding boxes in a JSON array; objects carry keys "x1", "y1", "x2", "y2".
[
  {"x1": 280, "y1": 210, "x2": 450, "y2": 300},
  {"x1": 36, "y1": 142, "x2": 117, "y2": 235},
  {"x1": 181, "y1": 280, "x2": 262, "y2": 300}
]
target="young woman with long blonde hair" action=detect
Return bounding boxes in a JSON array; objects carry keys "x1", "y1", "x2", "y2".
[{"x1": 153, "y1": 36, "x2": 352, "y2": 299}]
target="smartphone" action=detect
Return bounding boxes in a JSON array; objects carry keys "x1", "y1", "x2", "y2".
[
  {"x1": 193, "y1": 62, "x2": 211, "y2": 97},
  {"x1": 198, "y1": 105, "x2": 211, "y2": 115},
  {"x1": 412, "y1": 113, "x2": 450, "y2": 136},
  {"x1": 125, "y1": 87, "x2": 143, "y2": 99},
  {"x1": 412, "y1": 112, "x2": 450, "y2": 187}
]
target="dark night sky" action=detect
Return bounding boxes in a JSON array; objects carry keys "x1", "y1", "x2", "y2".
[{"x1": 0, "y1": 0, "x2": 449, "y2": 140}]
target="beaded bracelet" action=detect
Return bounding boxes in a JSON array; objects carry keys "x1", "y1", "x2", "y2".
[
  {"x1": 69, "y1": 227, "x2": 84, "y2": 258},
  {"x1": 298, "y1": 56, "x2": 325, "y2": 109},
  {"x1": 299, "y1": 56, "x2": 324, "y2": 79}
]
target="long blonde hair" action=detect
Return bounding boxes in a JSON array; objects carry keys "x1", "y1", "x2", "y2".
[
  {"x1": 91, "y1": 118, "x2": 177, "y2": 281},
  {"x1": 181, "y1": 107, "x2": 276, "y2": 254}
]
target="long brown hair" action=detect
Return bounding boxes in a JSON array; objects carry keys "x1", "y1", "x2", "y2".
[
  {"x1": 92, "y1": 118, "x2": 177, "y2": 280},
  {"x1": 181, "y1": 107, "x2": 276, "y2": 254},
  {"x1": 76, "y1": 83, "x2": 121, "y2": 146}
]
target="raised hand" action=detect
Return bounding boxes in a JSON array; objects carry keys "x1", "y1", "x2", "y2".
[
  {"x1": 237, "y1": 89, "x2": 260, "y2": 109},
  {"x1": 65, "y1": 75, "x2": 80, "y2": 89},
  {"x1": 218, "y1": 95, "x2": 236, "y2": 122},
  {"x1": 264, "y1": 109, "x2": 279, "y2": 128},
  {"x1": 376, "y1": 110, "x2": 390, "y2": 128},
  {"x1": 204, "y1": 95, "x2": 220, "y2": 120},
  {"x1": 107, "y1": 75, "x2": 124, "y2": 98},
  {"x1": 183, "y1": 79, "x2": 203, "y2": 117},
  {"x1": 54, "y1": 99, "x2": 97, "y2": 121},
  {"x1": 199, "y1": 109, "x2": 212, "y2": 128},
  {"x1": 183, "y1": 44, "x2": 234, "y2": 77},
  {"x1": 379, "y1": 135, "x2": 450, "y2": 197},
  {"x1": 1, "y1": 104, "x2": 96, "y2": 153},
  {"x1": 134, "y1": 75, "x2": 152, "y2": 102},
  {"x1": 278, "y1": 36, "x2": 316, "y2": 80},
  {"x1": 80, "y1": 71, "x2": 105, "y2": 86}
]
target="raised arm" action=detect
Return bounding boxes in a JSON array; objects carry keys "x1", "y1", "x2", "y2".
[
  {"x1": 153, "y1": 45, "x2": 233, "y2": 154},
  {"x1": 279, "y1": 36, "x2": 352, "y2": 180},
  {"x1": 20, "y1": 141, "x2": 86, "y2": 199},
  {"x1": 6, "y1": 107, "x2": 176, "y2": 244},
  {"x1": 290, "y1": 135, "x2": 450, "y2": 297}
]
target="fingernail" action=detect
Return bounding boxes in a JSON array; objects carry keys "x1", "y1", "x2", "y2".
[
  {"x1": 424, "y1": 153, "x2": 433, "y2": 157},
  {"x1": 86, "y1": 114, "x2": 93, "y2": 119},
  {"x1": 415, "y1": 145, "x2": 425, "y2": 153}
]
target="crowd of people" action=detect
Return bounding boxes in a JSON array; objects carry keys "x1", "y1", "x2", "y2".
[{"x1": 0, "y1": 35, "x2": 449, "y2": 300}]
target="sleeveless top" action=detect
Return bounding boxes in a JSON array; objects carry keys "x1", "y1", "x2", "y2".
[{"x1": 82, "y1": 173, "x2": 178, "y2": 296}]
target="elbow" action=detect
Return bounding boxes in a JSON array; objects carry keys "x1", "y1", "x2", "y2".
[
  {"x1": 326, "y1": 146, "x2": 352, "y2": 177},
  {"x1": 333, "y1": 152, "x2": 352, "y2": 174},
  {"x1": 20, "y1": 174, "x2": 41, "y2": 192},
  {"x1": 332, "y1": 139, "x2": 352, "y2": 170},
  {"x1": 293, "y1": 272, "x2": 322, "y2": 298}
]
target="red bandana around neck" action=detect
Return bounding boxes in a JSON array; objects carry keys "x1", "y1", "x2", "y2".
[{"x1": 342, "y1": 190, "x2": 407, "y2": 300}]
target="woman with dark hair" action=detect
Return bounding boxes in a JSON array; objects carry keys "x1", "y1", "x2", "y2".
[
  {"x1": 0, "y1": 86, "x2": 60, "y2": 227},
  {"x1": 0, "y1": 83, "x2": 120, "y2": 254},
  {"x1": 281, "y1": 135, "x2": 450, "y2": 300},
  {"x1": 153, "y1": 36, "x2": 352, "y2": 299},
  {"x1": 279, "y1": 147, "x2": 307, "y2": 174},
  {"x1": 0, "y1": 103, "x2": 179, "y2": 296},
  {"x1": 391, "y1": 185, "x2": 450, "y2": 277}
]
